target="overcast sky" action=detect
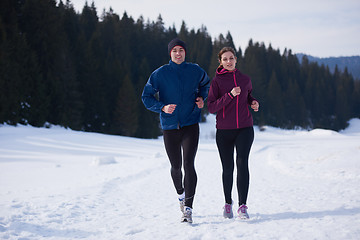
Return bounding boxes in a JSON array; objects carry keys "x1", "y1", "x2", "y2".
[{"x1": 68, "y1": 0, "x2": 360, "y2": 58}]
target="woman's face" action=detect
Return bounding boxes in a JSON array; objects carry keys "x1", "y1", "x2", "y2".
[
  {"x1": 220, "y1": 51, "x2": 237, "y2": 71},
  {"x1": 170, "y1": 46, "x2": 186, "y2": 64}
]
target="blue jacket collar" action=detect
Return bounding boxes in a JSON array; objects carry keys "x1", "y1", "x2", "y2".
[{"x1": 169, "y1": 60, "x2": 187, "y2": 68}]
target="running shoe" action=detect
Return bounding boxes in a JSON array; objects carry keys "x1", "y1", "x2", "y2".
[
  {"x1": 237, "y1": 204, "x2": 249, "y2": 219},
  {"x1": 223, "y1": 203, "x2": 233, "y2": 218},
  {"x1": 181, "y1": 206, "x2": 193, "y2": 223}
]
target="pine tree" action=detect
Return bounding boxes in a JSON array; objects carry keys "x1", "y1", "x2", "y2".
[
  {"x1": 135, "y1": 58, "x2": 160, "y2": 138},
  {"x1": 242, "y1": 40, "x2": 268, "y2": 111},
  {"x1": 208, "y1": 34, "x2": 226, "y2": 78},
  {"x1": 334, "y1": 68, "x2": 353, "y2": 130},
  {"x1": 225, "y1": 31, "x2": 236, "y2": 50},
  {"x1": 353, "y1": 80, "x2": 360, "y2": 118},
  {"x1": 284, "y1": 78, "x2": 307, "y2": 128},
  {"x1": 0, "y1": 0, "x2": 47, "y2": 126},
  {"x1": 112, "y1": 74, "x2": 139, "y2": 136},
  {"x1": 266, "y1": 71, "x2": 285, "y2": 126}
]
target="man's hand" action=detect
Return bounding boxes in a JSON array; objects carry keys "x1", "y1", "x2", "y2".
[
  {"x1": 195, "y1": 97, "x2": 204, "y2": 109},
  {"x1": 162, "y1": 104, "x2": 177, "y2": 114}
]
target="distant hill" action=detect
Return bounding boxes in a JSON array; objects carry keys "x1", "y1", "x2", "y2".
[{"x1": 296, "y1": 54, "x2": 360, "y2": 80}]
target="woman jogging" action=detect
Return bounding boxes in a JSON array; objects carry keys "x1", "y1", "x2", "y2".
[{"x1": 207, "y1": 47, "x2": 259, "y2": 219}]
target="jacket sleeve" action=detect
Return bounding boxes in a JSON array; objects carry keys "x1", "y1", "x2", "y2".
[
  {"x1": 207, "y1": 78, "x2": 234, "y2": 114},
  {"x1": 246, "y1": 80, "x2": 258, "y2": 105},
  {"x1": 247, "y1": 90, "x2": 257, "y2": 105},
  {"x1": 199, "y1": 70, "x2": 210, "y2": 100},
  {"x1": 141, "y1": 72, "x2": 165, "y2": 113}
]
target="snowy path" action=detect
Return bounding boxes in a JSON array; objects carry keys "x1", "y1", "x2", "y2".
[{"x1": 1, "y1": 118, "x2": 360, "y2": 239}]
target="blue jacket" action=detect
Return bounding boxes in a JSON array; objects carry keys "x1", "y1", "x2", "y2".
[{"x1": 142, "y1": 60, "x2": 210, "y2": 130}]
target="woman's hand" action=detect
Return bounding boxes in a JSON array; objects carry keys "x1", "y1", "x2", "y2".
[
  {"x1": 231, "y1": 86, "x2": 241, "y2": 97},
  {"x1": 162, "y1": 104, "x2": 177, "y2": 114},
  {"x1": 251, "y1": 100, "x2": 259, "y2": 112}
]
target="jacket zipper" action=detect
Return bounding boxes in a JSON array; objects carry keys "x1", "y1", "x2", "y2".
[{"x1": 233, "y1": 72, "x2": 239, "y2": 128}]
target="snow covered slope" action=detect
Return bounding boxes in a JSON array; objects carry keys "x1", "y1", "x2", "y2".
[{"x1": 1, "y1": 115, "x2": 360, "y2": 239}]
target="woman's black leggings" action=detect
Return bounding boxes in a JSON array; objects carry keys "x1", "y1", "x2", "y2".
[
  {"x1": 163, "y1": 123, "x2": 199, "y2": 208},
  {"x1": 216, "y1": 127, "x2": 254, "y2": 206}
]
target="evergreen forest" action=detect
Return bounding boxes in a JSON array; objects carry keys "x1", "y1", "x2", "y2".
[{"x1": 1, "y1": 0, "x2": 360, "y2": 138}]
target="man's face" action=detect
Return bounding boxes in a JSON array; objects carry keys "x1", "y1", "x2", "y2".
[{"x1": 170, "y1": 46, "x2": 185, "y2": 64}]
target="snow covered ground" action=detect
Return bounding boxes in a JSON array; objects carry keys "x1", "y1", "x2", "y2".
[{"x1": 1, "y1": 115, "x2": 360, "y2": 240}]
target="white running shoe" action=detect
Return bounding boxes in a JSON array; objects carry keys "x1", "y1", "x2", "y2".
[{"x1": 181, "y1": 206, "x2": 193, "y2": 223}]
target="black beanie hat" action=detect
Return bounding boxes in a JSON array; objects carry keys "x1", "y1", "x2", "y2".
[{"x1": 168, "y1": 38, "x2": 186, "y2": 55}]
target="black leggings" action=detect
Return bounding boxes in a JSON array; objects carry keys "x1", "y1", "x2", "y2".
[
  {"x1": 216, "y1": 127, "x2": 254, "y2": 206},
  {"x1": 163, "y1": 124, "x2": 199, "y2": 208}
]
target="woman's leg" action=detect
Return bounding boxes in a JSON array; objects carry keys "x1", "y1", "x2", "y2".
[
  {"x1": 235, "y1": 127, "x2": 254, "y2": 206},
  {"x1": 216, "y1": 129, "x2": 236, "y2": 205}
]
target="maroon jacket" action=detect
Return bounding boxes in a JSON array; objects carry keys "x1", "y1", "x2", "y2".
[{"x1": 208, "y1": 67, "x2": 257, "y2": 129}]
